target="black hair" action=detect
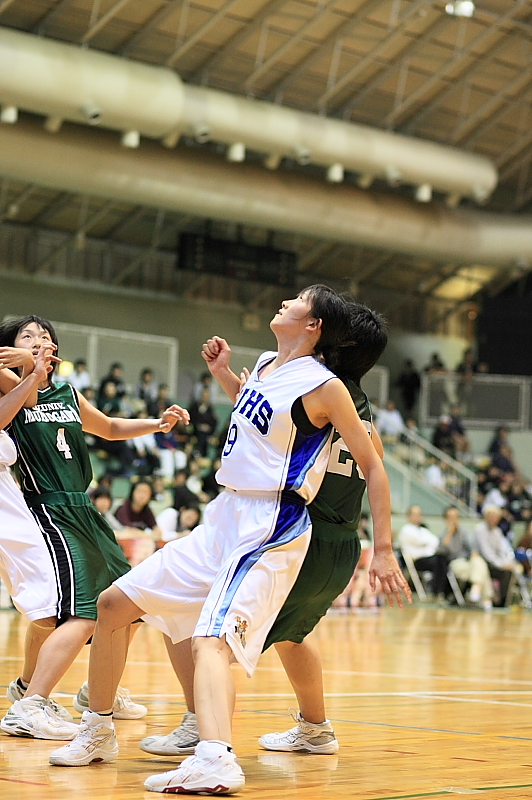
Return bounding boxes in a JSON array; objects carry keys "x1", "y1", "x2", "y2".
[
  {"x1": 300, "y1": 284, "x2": 350, "y2": 371},
  {"x1": 128, "y1": 478, "x2": 153, "y2": 503},
  {"x1": 0, "y1": 315, "x2": 59, "y2": 377},
  {"x1": 92, "y1": 487, "x2": 112, "y2": 502},
  {"x1": 333, "y1": 302, "x2": 388, "y2": 384},
  {"x1": 74, "y1": 358, "x2": 87, "y2": 367}
]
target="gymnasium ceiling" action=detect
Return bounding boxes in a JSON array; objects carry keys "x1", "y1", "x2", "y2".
[{"x1": 1, "y1": 0, "x2": 532, "y2": 331}]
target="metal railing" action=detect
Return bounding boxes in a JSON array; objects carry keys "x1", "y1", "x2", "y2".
[{"x1": 383, "y1": 428, "x2": 478, "y2": 516}]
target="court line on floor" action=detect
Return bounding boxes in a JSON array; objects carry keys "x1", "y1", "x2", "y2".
[{"x1": 368, "y1": 786, "x2": 532, "y2": 800}]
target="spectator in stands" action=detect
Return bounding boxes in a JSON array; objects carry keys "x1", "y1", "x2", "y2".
[
  {"x1": 90, "y1": 487, "x2": 123, "y2": 531},
  {"x1": 449, "y1": 403, "x2": 470, "y2": 461},
  {"x1": 98, "y1": 361, "x2": 126, "y2": 404},
  {"x1": 396, "y1": 359, "x2": 421, "y2": 416},
  {"x1": 66, "y1": 358, "x2": 91, "y2": 393},
  {"x1": 115, "y1": 480, "x2": 161, "y2": 535},
  {"x1": 456, "y1": 348, "x2": 477, "y2": 379},
  {"x1": 488, "y1": 426, "x2": 510, "y2": 457},
  {"x1": 97, "y1": 380, "x2": 122, "y2": 417},
  {"x1": 128, "y1": 411, "x2": 161, "y2": 477},
  {"x1": 432, "y1": 414, "x2": 456, "y2": 459},
  {"x1": 186, "y1": 457, "x2": 211, "y2": 504},
  {"x1": 148, "y1": 383, "x2": 173, "y2": 418},
  {"x1": 474, "y1": 505, "x2": 523, "y2": 607},
  {"x1": 423, "y1": 352, "x2": 446, "y2": 373},
  {"x1": 189, "y1": 387, "x2": 218, "y2": 457},
  {"x1": 193, "y1": 370, "x2": 218, "y2": 405},
  {"x1": 398, "y1": 505, "x2": 449, "y2": 599},
  {"x1": 439, "y1": 507, "x2": 493, "y2": 610},
  {"x1": 173, "y1": 469, "x2": 202, "y2": 511},
  {"x1": 376, "y1": 399, "x2": 404, "y2": 441},
  {"x1": 202, "y1": 457, "x2": 223, "y2": 500},
  {"x1": 424, "y1": 457, "x2": 446, "y2": 491},
  {"x1": 155, "y1": 505, "x2": 201, "y2": 546},
  {"x1": 135, "y1": 368, "x2": 159, "y2": 407},
  {"x1": 491, "y1": 444, "x2": 517, "y2": 477},
  {"x1": 515, "y1": 521, "x2": 532, "y2": 575},
  {"x1": 507, "y1": 479, "x2": 532, "y2": 522},
  {"x1": 81, "y1": 386, "x2": 97, "y2": 408}
]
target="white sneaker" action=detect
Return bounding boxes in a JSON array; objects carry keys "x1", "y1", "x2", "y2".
[
  {"x1": 49, "y1": 711, "x2": 118, "y2": 766},
  {"x1": 469, "y1": 586, "x2": 482, "y2": 604},
  {"x1": 0, "y1": 695, "x2": 79, "y2": 740},
  {"x1": 258, "y1": 711, "x2": 339, "y2": 754},
  {"x1": 144, "y1": 741, "x2": 245, "y2": 794},
  {"x1": 73, "y1": 682, "x2": 147, "y2": 719},
  {"x1": 7, "y1": 679, "x2": 74, "y2": 722},
  {"x1": 139, "y1": 711, "x2": 199, "y2": 755}
]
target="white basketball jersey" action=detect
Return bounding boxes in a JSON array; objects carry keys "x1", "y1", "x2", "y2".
[
  {"x1": 0, "y1": 430, "x2": 17, "y2": 466},
  {"x1": 216, "y1": 352, "x2": 335, "y2": 502}
]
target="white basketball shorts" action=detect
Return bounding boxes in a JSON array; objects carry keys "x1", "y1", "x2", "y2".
[
  {"x1": 115, "y1": 489, "x2": 312, "y2": 676},
  {"x1": 0, "y1": 466, "x2": 58, "y2": 620}
]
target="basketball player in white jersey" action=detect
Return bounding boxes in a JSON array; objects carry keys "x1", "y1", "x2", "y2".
[{"x1": 50, "y1": 285, "x2": 406, "y2": 796}]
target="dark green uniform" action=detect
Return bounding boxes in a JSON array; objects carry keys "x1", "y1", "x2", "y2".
[
  {"x1": 264, "y1": 380, "x2": 371, "y2": 648},
  {"x1": 9, "y1": 382, "x2": 130, "y2": 621}
]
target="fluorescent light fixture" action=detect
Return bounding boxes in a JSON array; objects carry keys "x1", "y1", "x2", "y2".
[{"x1": 445, "y1": 1, "x2": 475, "y2": 18}]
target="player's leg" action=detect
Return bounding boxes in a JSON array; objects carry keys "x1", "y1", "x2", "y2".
[
  {"x1": 20, "y1": 617, "x2": 57, "y2": 685},
  {"x1": 140, "y1": 636, "x2": 200, "y2": 756},
  {"x1": 192, "y1": 635, "x2": 235, "y2": 744},
  {"x1": 48, "y1": 586, "x2": 143, "y2": 766},
  {"x1": 258, "y1": 638, "x2": 339, "y2": 754}
]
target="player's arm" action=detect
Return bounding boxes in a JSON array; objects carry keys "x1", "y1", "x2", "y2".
[
  {"x1": 0, "y1": 344, "x2": 59, "y2": 408},
  {"x1": 201, "y1": 336, "x2": 242, "y2": 403},
  {"x1": 78, "y1": 392, "x2": 190, "y2": 440},
  {"x1": 0, "y1": 347, "x2": 50, "y2": 429},
  {"x1": 304, "y1": 379, "x2": 411, "y2": 607},
  {"x1": 371, "y1": 426, "x2": 384, "y2": 458}
]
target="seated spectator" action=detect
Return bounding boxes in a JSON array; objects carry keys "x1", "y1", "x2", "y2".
[
  {"x1": 448, "y1": 403, "x2": 470, "y2": 461},
  {"x1": 193, "y1": 370, "x2": 218, "y2": 405},
  {"x1": 173, "y1": 469, "x2": 203, "y2": 510},
  {"x1": 202, "y1": 457, "x2": 222, "y2": 500},
  {"x1": 424, "y1": 457, "x2": 446, "y2": 491},
  {"x1": 186, "y1": 457, "x2": 211, "y2": 504},
  {"x1": 97, "y1": 380, "x2": 122, "y2": 417},
  {"x1": 189, "y1": 388, "x2": 218, "y2": 457},
  {"x1": 66, "y1": 358, "x2": 91, "y2": 392},
  {"x1": 81, "y1": 386, "x2": 97, "y2": 408},
  {"x1": 396, "y1": 359, "x2": 421, "y2": 416},
  {"x1": 135, "y1": 367, "x2": 159, "y2": 407},
  {"x1": 397, "y1": 505, "x2": 449, "y2": 599},
  {"x1": 155, "y1": 505, "x2": 201, "y2": 545},
  {"x1": 148, "y1": 383, "x2": 173, "y2": 418},
  {"x1": 90, "y1": 487, "x2": 124, "y2": 531},
  {"x1": 438, "y1": 507, "x2": 492, "y2": 610},
  {"x1": 98, "y1": 361, "x2": 126, "y2": 406},
  {"x1": 491, "y1": 444, "x2": 517, "y2": 477},
  {"x1": 376, "y1": 399, "x2": 404, "y2": 441},
  {"x1": 423, "y1": 352, "x2": 446, "y2": 373},
  {"x1": 156, "y1": 426, "x2": 189, "y2": 479},
  {"x1": 507, "y1": 479, "x2": 532, "y2": 522},
  {"x1": 128, "y1": 411, "x2": 161, "y2": 477},
  {"x1": 115, "y1": 479, "x2": 162, "y2": 566},
  {"x1": 515, "y1": 521, "x2": 532, "y2": 575},
  {"x1": 432, "y1": 415, "x2": 456, "y2": 459},
  {"x1": 474, "y1": 505, "x2": 523, "y2": 607}
]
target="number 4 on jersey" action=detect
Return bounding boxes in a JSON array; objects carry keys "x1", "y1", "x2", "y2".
[{"x1": 56, "y1": 428, "x2": 72, "y2": 460}]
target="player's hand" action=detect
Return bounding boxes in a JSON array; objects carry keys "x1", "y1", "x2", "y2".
[
  {"x1": 369, "y1": 549, "x2": 412, "y2": 608},
  {"x1": 0, "y1": 347, "x2": 36, "y2": 370},
  {"x1": 201, "y1": 336, "x2": 232, "y2": 376},
  {"x1": 237, "y1": 367, "x2": 250, "y2": 398},
  {"x1": 33, "y1": 344, "x2": 60, "y2": 382},
  {"x1": 159, "y1": 404, "x2": 190, "y2": 432}
]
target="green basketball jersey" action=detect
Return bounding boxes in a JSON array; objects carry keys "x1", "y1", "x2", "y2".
[
  {"x1": 308, "y1": 379, "x2": 371, "y2": 535},
  {"x1": 9, "y1": 381, "x2": 92, "y2": 498}
]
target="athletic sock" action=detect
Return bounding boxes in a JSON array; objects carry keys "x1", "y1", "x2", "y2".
[
  {"x1": 203, "y1": 739, "x2": 233, "y2": 754},
  {"x1": 17, "y1": 677, "x2": 28, "y2": 691},
  {"x1": 88, "y1": 709, "x2": 113, "y2": 717}
]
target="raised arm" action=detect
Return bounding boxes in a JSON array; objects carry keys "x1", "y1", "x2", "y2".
[
  {"x1": 0, "y1": 347, "x2": 49, "y2": 429},
  {"x1": 304, "y1": 378, "x2": 411, "y2": 607},
  {"x1": 201, "y1": 337, "x2": 242, "y2": 404},
  {"x1": 78, "y1": 392, "x2": 189, "y2": 440}
]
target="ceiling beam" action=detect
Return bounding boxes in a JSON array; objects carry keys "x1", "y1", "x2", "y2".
[
  {"x1": 384, "y1": 2, "x2": 527, "y2": 130},
  {"x1": 119, "y1": 0, "x2": 184, "y2": 56},
  {"x1": 165, "y1": 0, "x2": 243, "y2": 68},
  {"x1": 81, "y1": 0, "x2": 134, "y2": 44},
  {"x1": 32, "y1": 0, "x2": 78, "y2": 35},
  {"x1": 190, "y1": 0, "x2": 287, "y2": 81}
]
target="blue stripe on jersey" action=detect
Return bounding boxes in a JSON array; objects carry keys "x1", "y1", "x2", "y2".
[
  {"x1": 284, "y1": 425, "x2": 332, "y2": 493},
  {"x1": 210, "y1": 499, "x2": 309, "y2": 637}
]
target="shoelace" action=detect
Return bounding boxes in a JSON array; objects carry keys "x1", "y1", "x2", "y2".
[{"x1": 47, "y1": 699, "x2": 66, "y2": 716}]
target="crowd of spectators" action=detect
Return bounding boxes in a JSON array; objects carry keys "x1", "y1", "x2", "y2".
[{"x1": 63, "y1": 360, "x2": 225, "y2": 569}]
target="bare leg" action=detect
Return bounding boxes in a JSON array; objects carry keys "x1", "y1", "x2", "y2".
[
  {"x1": 164, "y1": 636, "x2": 195, "y2": 713},
  {"x1": 275, "y1": 639, "x2": 326, "y2": 723},
  {"x1": 192, "y1": 636, "x2": 234, "y2": 743},
  {"x1": 24, "y1": 616, "x2": 95, "y2": 698},
  {"x1": 21, "y1": 617, "x2": 56, "y2": 684},
  {"x1": 87, "y1": 586, "x2": 143, "y2": 713}
]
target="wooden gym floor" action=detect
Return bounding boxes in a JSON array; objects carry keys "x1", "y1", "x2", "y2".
[{"x1": 0, "y1": 605, "x2": 532, "y2": 800}]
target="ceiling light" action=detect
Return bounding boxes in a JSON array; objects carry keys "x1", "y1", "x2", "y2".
[
  {"x1": 227, "y1": 142, "x2": 246, "y2": 163},
  {"x1": 0, "y1": 105, "x2": 18, "y2": 124},
  {"x1": 327, "y1": 163, "x2": 344, "y2": 183},
  {"x1": 445, "y1": 1, "x2": 475, "y2": 18},
  {"x1": 121, "y1": 130, "x2": 140, "y2": 148}
]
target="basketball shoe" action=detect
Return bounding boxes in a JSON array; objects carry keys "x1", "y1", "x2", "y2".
[
  {"x1": 258, "y1": 711, "x2": 339, "y2": 754},
  {"x1": 0, "y1": 695, "x2": 79, "y2": 740},
  {"x1": 144, "y1": 741, "x2": 245, "y2": 794},
  {"x1": 74, "y1": 681, "x2": 147, "y2": 719},
  {"x1": 49, "y1": 711, "x2": 118, "y2": 766},
  {"x1": 139, "y1": 711, "x2": 199, "y2": 756},
  {"x1": 7, "y1": 678, "x2": 74, "y2": 722}
]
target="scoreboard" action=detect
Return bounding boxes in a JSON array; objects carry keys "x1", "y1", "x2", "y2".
[{"x1": 178, "y1": 233, "x2": 297, "y2": 288}]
